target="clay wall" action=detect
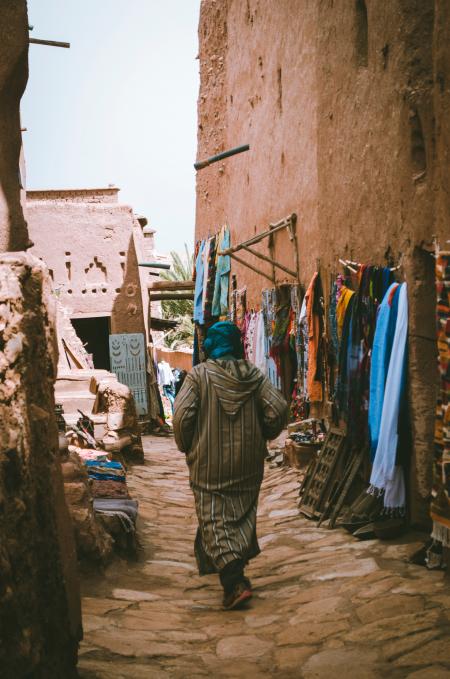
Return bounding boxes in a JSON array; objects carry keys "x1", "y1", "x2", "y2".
[
  {"x1": 0, "y1": 3, "x2": 81, "y2": 674},
  {"x1": 27, "y1": 188, "x2": 148, "y2": 336},
  {"x1": 196, "y1": 0, "x2": 450, "y2": 525}
]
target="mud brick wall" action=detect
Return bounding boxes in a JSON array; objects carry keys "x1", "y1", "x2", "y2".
[
  {"x1": 195, "y1": 0, "x2": 450, "y2": 525},
  {"x1": 0, "y1": 254, "x2": 81, "y2": 677}
]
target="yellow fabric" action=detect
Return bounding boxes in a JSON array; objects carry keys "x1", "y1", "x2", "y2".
[{"x1": 336, "y1": 286, "x2": 355, "y2": 340}]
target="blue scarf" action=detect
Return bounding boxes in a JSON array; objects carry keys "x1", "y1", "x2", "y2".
[{"x1": 204, "y1": 321, "x2": 243, "y2": 359}]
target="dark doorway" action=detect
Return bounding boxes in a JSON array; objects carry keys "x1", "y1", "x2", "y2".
[{"x1": 71, "y1": 316, "x2": 111, "y2": 370}]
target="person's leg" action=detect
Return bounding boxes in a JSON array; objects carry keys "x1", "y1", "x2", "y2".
[{"x1": 219, "y1": 559, "x2": 252, "y2": 609}]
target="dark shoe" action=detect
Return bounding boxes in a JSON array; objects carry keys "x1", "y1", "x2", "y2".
[{"x1": 223, "y1": 581, "x2": 252, "y2": 610}]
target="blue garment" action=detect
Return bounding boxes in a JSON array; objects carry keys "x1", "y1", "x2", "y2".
[
  {"x1": 370, "y1": 283, "x2": 409, "y2": 509},
  {"x1": 212, "y1": 226, "x2": 231, "y2": 318},
  {"x1": 194, "y1": 241, "x2": 206, "y2": 324},
  {"x1": 204, "y1": 321, "x2": 243, "y2": 359},
  {"x1": 163, "y1": 384, "x2": 175, "y2": 412},
  {"x1": 368, "y1": 283, "x2": 400, "y2": 460}
]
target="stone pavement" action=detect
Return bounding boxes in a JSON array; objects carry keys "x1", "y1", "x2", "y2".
[{"x1": 78, "y1": 435, "x2": 450, "y2": 679}]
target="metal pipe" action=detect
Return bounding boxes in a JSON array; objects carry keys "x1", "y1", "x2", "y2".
[
  {"x1": 194, "y1": 144, "x2": 249, "y2": 171},
  {"x1": 138, "y1": 262, "x2": 171, "y2": 269},
  {"x1": 29, "y1": 38, "x2": 71, "y2": 48}
]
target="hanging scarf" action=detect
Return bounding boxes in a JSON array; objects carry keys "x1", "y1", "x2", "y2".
[
  {"x1": 430, "y1": 251, "x2": 450, "y2": 545},
  {"x1": 368, "y1": 283, "x2": 400, "y2": 461},
  {"x1": 369, "y1": 283, "x2": 408, "y2": 511}
]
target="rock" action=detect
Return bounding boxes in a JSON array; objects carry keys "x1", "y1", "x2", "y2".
[
  {"x1": 277, "y1": 620, "x2": 350, "y2": 645},
  {"x1": 274, "y1": 645, "x2": 317, "y2": 669},
  {"x1": 303, "y1": 558, "x2": 379, "y2": 581},
  {"x1": 406, "y1": 668, "x2": 450, "y2": 679},
  {"x1": 88, "y1": 628, "x2": 188, "y2": 658},
  {"x1": 288, "y1": 596, "x2": 348, "y2": 624},
  {"x1": 216, "y1": 635, "x2": 273, "y2": 659},
  {"x1": 302, "y1": 648, "x2": 380, "y2": 679},
  {"x1": 112, "y1": 588, "x2": 161, "y2": 602},
  {"x1": 245, "y1": 613, "x2": 280, "y2": 629},
  {"x1": 382, "y1": 629, "x2": 442, "y2": 661},
  {"x1": 344, "y1": 610, "x2": 441, "y2": 644},
  {"x1": 394, "y1": 639, "x2": 450, "y2": 667},
  {"x1": 356, "y1": 594, "x2": 425, "y2": 624},
  {"x1": 82, "y1": 597, "x2": 132, "y2": 616}
]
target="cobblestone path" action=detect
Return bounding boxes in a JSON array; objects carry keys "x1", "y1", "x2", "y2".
[{"x1": 78, "y1": 436, "x2": 450, "y2": 679}]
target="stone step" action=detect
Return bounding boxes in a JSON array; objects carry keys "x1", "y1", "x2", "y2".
[{"x1": 56, "y1": 392, "x2": 97, "y2": 415}]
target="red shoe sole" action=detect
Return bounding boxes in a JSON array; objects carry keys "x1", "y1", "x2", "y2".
[{"x1": 224, "y1": 588, "x2": 253, "y2": 610}]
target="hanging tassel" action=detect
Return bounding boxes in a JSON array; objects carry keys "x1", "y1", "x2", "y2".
[{"x1": 431, "y1": 520, "x2": 450, "y2": 547}]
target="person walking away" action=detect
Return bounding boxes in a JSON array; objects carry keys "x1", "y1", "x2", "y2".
[
  {"x1": 173, "y1": 322, "x2": 287, "y2": 610},
  {"x1": 158, "y1": 360, "x2": 176, "y2": 412}
]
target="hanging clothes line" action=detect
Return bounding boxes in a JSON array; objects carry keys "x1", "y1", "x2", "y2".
[
  {"x1": 338, "y1": 256, "x2": 403, "y2": 274},
  {"x1": 218, "y1": 213, "x2": 300, "y2": 283}
]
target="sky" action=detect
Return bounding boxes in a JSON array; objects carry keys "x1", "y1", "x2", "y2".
[{"x1": 22, "y1": 0, "x2": 200, "y2": 254}]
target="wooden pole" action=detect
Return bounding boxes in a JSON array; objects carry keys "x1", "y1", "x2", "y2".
[
  {"x1": 149, "y1": 280, "x2": 194, "y2": 291},
  {"x1": 229, "y1": 252, "x2": 275, "y2": 283},
  {"x1": 220, "y1": 219, "x2": 290, "y2": 255},
  {"x1": 29, "y1": 38, "x2": 71, "y2": 48},
  {"x1": 149, "y1": 292, "x2": 194, "y2": 301},
  {"x1": 241, "y1": 244, "x2": 297, "y2": 278}
]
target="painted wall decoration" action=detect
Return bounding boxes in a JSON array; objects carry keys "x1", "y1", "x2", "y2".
[{"x1": 109, "y1": 332, "x2": 148, "y2": 415}]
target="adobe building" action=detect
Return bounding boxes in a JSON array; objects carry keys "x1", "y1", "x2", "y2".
[
  {"x1": 26, "y1": 187, "x2": 163, "y2": 370},
  {"x1": 195, "y1": 1, "x2": 450, "y2": 525}
]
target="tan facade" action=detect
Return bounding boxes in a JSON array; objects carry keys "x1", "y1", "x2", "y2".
[
  {"x1": 195, "y1": 0, "x2": 450, "y2": 524},
  {"x1": 26, "y1": 188, "x2": 166, "y2": 369}
]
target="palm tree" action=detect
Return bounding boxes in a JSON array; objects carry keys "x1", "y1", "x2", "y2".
[{"x1": 160, "y1": 245, "x2": 194, "y2": 348}]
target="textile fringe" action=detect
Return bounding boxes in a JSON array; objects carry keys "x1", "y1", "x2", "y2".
[
  {"x1": 367, "y1": 485, "x2": 405, "y2": 516},
  {"x1": 431, "y1": 520, "x2": 450, "y2": 547},
  {"x1": 367, "y1": 485, "x2": 385, "y2": 498}
]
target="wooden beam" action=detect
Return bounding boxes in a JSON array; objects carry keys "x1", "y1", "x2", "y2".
[
  {"x1": 229, "y1": 252, "x2": 275, "y2": 283},
  {"x1": 241, "y1": 244, "x2": 297, "y2": 278},
  {"x1": 29, "y1": 38, "x2": 71, "y2": 48},
  {"x1": 150, "y1": 280, "x2": 194, "y2": 291},
  {"x1": 149, "y1": 292, "x2": 194, "y2": 301}
]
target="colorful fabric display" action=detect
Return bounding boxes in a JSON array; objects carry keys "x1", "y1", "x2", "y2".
[{"x1": 431, "y1": 251, "x2": 450, "y2": 546}]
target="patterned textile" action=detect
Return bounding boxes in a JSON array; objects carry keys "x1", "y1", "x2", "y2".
[
  {"x1": 91, "y1": 479, "x2": 130, "y2": 499},
  {"x1": 305, "y1": 273, "x2": 323, "y2": 402},
  {"x1": 431, "y1": 251, "x2": 450, "y2": 545},
  {"x1": 202, "y1": 235, "x2": 217, "y2": 325},
  {"x1": 261, "y1": 288, "x2": 282, "y2": 388},
  {"x1": 173, "y1": 358, "x2": 287, "y2": 574},
  {"x1": 244, "y1": 311, "x2": 258, "y2": 361},
  {"x1": 233, "y1": 287, "x2": 247, "y2": 331}
]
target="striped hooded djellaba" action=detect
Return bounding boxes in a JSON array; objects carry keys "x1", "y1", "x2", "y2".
[{"x1": 173, "y1": 358, "x2": 287, "y2": 575}]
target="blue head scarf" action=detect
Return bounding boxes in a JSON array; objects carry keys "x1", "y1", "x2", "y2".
[{"x1": 204, "y1": 321, "x2": 243, "y2": 359}]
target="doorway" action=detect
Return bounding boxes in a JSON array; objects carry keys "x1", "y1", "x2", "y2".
[{"x1": 71, "y1": 316, "x2": 111, "y2": 370}]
